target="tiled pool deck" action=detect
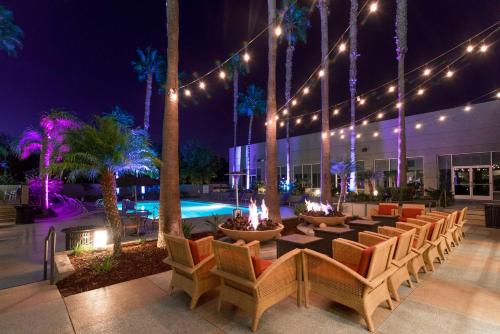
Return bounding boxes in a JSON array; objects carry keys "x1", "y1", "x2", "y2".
[{"x1": 1, "y1": 224, "x2": 499, "y2": 333}]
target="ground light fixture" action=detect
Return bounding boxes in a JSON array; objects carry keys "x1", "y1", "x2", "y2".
[{"x1": 93, "y1": 229, "x2": 108, "y2": 249}]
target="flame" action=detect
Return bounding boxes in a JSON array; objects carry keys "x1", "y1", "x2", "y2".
[
  {"x1": 248, "y1": 198, "x2": 259, "y2": 230},
  {"x1": 260, "y1": 199, "x2": 269, "y2": 220},
  {"x1": 305, "y1": 200, "x2": 332, "y2": 215}
]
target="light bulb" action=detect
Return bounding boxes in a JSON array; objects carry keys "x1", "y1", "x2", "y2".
[
  {"x1": 373, "y1": 132, "x2": 379, "y2": 137},
  {"x1": 199, "y1": 81, "x2": 206, "y2": 89},
  {"x1": 415, "y1": 123, "x2": 422, "y2": 129},
  {"x1": 359, "y1": 98, "x2": 366, "y2": 105},
  {"x1": 296, "y1": 118, "x2": 301, "y2": 124},
  {"x1": 439, "y1": 115, "x2": 446, "y2": 122},
  {"x1": 396, "y1": 102, "x2": 402, "y2": 109},
  {"x1": 496, "y1": 92, "x2": 500, "y2": 99},
  {"x1": 339, "y1": 129, "x2": 344, "y2": 134},
  {"x1": 291, "y1": 99, "x2": 297, "y2": 106},
  {"x1": 423, "y1": 68, "x2": 431, "y2": 76},
  {"x1": 369, "y1": 2, "x2": 378, "y2": 13},
  {"x1": 275, "y1": 115, "x2": 279, "y2": 120},
  {"x1": 388, "y1": 85, "x2": 395, "y2": 93},
  {"x1": 265, "y1": 122, "x2": 268, "y2": 126},
  {"x1": 312, "y1": 115, "x2": 318, "y2": 121},
  {"x1": 169, "y1": 90, "x2": 178, "y2": 102},
  {"x1": 377, "y1": 112, "x2": 384, "y2": 119},
  {"x1": 340, "y1": 134, "x2": 345, "y2": 139},
  {"x1": 330, "y1": 131, "x2": 335, "y2": 136},
  {"x1": 393, "y1": 128, "x2": 399, "y2": 133},
  {"x1": 356, "y1": 133, "x2": 361, "y2": 139},
  {"x1": 466, "y1": 45, "x2": 474, "y2": 53},
  {"x1": 243, "y1": 52, "x2": 250, "y2": 62},
  {"x1": 480, "y1": 44, "x2": 488, "y2": 52},
  {"x1": 283, "y1": 109, "x2": 288, "y2": 115},
  {"x1": 318, "y1": 69, "x2": 325, "y2": 77},
  {"x1": 333, "y1": 109, "x2": 339, "y2": 115},
  {"x1": 275, "y1": 26, "x2": 282, "y2": 36},
  {"x1": 184, "y1": 89, "x2": 191, "y2": 97},
  {"x1": 446, "y1": 70, "x2": 454, "y2": 78},
  {"x1": 303, "y1": 87, "x2": 310, "y2": 95},
  {"x1": 417, "y1": 88, "x2": 425, "y2": 95},
  {"x1": 349, "y1": 125, "x2": 354, "y2": 130},
  {"x1": 362, "y1": 120, "x2": 368, "y2": 125},
  {"x1": 464, "y1": 105, "x2": 471, "y2": 112},
  {"x1": 280, "y1": 121, "x2": 284, "y2": 127},
  {"x1": 219, "y1": 71, "x2": 226, "y2": 79},
  {"x1": 339, "y1": 43, "x2": 347, "y2": 52}
]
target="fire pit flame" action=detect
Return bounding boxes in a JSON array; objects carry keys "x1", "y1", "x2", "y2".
[
  {"x1": 248, "y1": 199, "x2": 259, "y2": 230},
  {"x1": 260, "y1": 199, "x2": 269, "y2": 220},
  {"x1": 305, "y1": 199, "x2": 333, "y2": 215}
]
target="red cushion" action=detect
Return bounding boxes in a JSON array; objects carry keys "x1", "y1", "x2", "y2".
[
  {"x1": 251, "y1": 256, "x2": 273, "y2": 277},
  {"x1": 357, "y1": 246, "x2": 375, "y2": 277},
  {"x1": 379, "y1": 204, "x2": 398, "y2": 215},
  {"x1": 427, "y1": 222, "x2": 436, "y2": 241},
  {"x1": 188, "y1": 240, "x2": 206, "y2": 265},
  {"x1": 402, "y1": 208, "x2": 423, "y2": 220}
]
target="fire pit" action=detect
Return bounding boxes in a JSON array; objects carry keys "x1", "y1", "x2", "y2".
[
  {"x1": 300, "y1": 200, "x2": 346, "y2": 227},
  {"x1": 218, "y1": 199, "x2": 283, "y2": 242}
]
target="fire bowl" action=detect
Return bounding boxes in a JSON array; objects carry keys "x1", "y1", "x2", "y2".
[
  {"x1": 218, "y1": 224, "x2": 284, "y2": 243},
  {"x1": 300, "y1": 214, "x2": 346, "y2": 226}
]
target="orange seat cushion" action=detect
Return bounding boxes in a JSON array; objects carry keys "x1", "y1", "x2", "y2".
[
  {"x1": 251, "y1": 256, "x2": 273, "y2": 277},
  {"x1": 357, "y1": 246, "x2": 375, "y2": 277},
  {"x1": 379, "y1": 204, "x2": 398, "y2": 215},
  {"x1": 402, "y1": 208, "x2": 423, "y2": 220},
  {"x1": 188, "y1": 240, "x2": 206, "y2": 265}
]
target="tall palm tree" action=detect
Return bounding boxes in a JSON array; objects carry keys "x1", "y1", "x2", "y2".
[
  {"x1": 238, "y1": 84, "x2": 266, "y2": 189},
  {"x1": 265, "y1": 0, "x2": 281, "y2": 224},
  {"x1": 395, "y1": 0, "x2": 408, "y2": 188},
  {"x1": 0, "y1": 5, "x2": 23, "y2": 56},
  {"x1": 158, "y1": 0, "x2": 181, "y2": 248},
  {"x1": 348, "y1": 0, "x2": 358, "y2": 192},
  {"x1": 318, "y1": 0, "x2": 332, "y2": 204},
  {"x1": 132, "y1": 47, "x2": 166, "y2": 132},
  {"x1": 280, "y1": 0, "x2": 310, "y2": 186},
  {"x1": 53, "y1": 117, "x2": 157, "y2": 256},
  {"x1": 224, "y1": 54, "x2": 248, "y2": 174},
  {"x1": 19, "y1": 110, "x2": 78, "y2": 210}
]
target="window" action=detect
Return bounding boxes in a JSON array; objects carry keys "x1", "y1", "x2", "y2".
[
  {"x1": 493, "y1": 152, "x2": 500, "y2": 193},
  {"x1": 356, "y1": 161, "x2": 365, "y2": 189},
  {"x1": 452, "y1": 152, "x2": 490, "y2": 166},
  {"x1": 438, "y1": 155, "x2": 452, "y2": 191},
  {"x1": 293, "y1": 165, "x2": 302, "y2": 183},
  {"x1": 407, "y1": 157, "x2": 424, "y2": 191},
  {"x1": 303, "y1": 164, "x2": 312, "y2": 188},
  {"x1": 312, "y1": 164, "x2": 320, "y2": 188}
]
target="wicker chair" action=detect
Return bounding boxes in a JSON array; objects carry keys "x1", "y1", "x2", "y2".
[
  {"x1": 454, "y1": 207, "x2": 468, "y2": 244},
  {"x1": 372, "y1": 227, "x2": 416, "y2": 302},
  {"x1": 395, "y1": 222, "x2": 431, "y2": 283},
  {"x1": 211, "y1": 240, "x2": 302, "y2": 332},
  {"x1": 398, "y1": 204, "x2": 426, "y2": 222},
  {"x1": 407, "y1": 217, "x2": 445, "y2": 271},
  {"x1": 164, "y1": 235, "x2": 220, "y2": 309},
  {"x1": 431, "y1": 211, "x2": 459, "y2": 251},
  {"x1": 417, "y1": 214, "x2": 452, "y2": 257},
  {"x1": 368, "y1": 203, "x2": 399, "y2": 219},
  {"x1": 302, "y1": 236, "x2": 397, "y2": 332}
]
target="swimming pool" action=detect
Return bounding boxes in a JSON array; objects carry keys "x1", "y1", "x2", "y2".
[{"x1": 118, "y1": 200, "x2": 249, "y2": 219}]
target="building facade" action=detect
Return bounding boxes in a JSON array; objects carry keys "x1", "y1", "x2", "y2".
[{"x1": 229, "y1": 100, "x2": 500, "y2": 200}]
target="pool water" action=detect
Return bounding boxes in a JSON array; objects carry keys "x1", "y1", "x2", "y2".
[{"x1": 118, "y1": 200, "x2": 249, "y2": 219}]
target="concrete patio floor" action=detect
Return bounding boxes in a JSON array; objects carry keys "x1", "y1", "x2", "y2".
[{"x1": 1, "y1": 224, "x2": 499, "y2": 334}]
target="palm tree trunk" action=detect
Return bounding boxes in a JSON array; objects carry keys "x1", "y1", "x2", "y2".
[
  {"x1": 40, "y1": 136, "x2": 49, "y2": 210},
  {"x1": 319, "y1": 0, "x2": 332, "y2": 204},
  {"x1": 265, "y1": 0, "x2": 281, "y2": 224},
  {"x1": 285, "y1": 39, "x2": 295, "y2": 186},
  {"x1": 144, "y1": 73, "x2": 153, "y2": 132},
  {"x1": 233, "y1": 68, "x2": 239, "y2": 174},
  {"x1": 349, "y1": 0, "x2": 358, "y2": 192},
  {"x1": 396, "y1": 0, "x2": 408, "y2": 188},
  {"x1": 101, "y1": 169, "x2": 122, "y2": 256},
  {"x1": 158, "y1": 0, "x2": 181, "y2": 248},
  {"x1": 246, "y1": 113, "x2": 253, "y2": 189}
]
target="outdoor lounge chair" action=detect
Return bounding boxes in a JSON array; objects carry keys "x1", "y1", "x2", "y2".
[
  {"x1": 368, "y1": 203, "x2": 399, "y2": 219},
  {"x1": 368, "y1": 227, "x2": 417, "y2": 302},
  {"x1": 416, "y1": 214, "x2": 451, "y2": 257},
  {"x1": 302, "y1": 236, "x2": 397, "y2": 332},
  {"x1": 406, "y1": 217, "x2": 444, "y2": 271},
  {"x1": 395, "y1": 221, "x2": 431, "y2": 283},
  {"x1": 164, "y1": 235, "x2": 220, "y2": 309},
  {"x1": 211, "y1": 240, "x2": 302, "y2": 332},
  {"x1": 454, "y1": 207, "x2": 468, "y2": 244},
  {"x1": 398, "y1": 204, "x2": 426, "y2": 222}
]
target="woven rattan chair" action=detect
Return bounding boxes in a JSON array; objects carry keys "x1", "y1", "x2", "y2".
[
  {"x1": 407, "y1": 217, "x2": 444, "y2": 271},
  {"x1": 368, "y1": 203, "x2": 399, "y2": 219},
  {"x1": 432, "y1": 211, "x2": 459, "y2": 251},
  {"x1": 417, "y1": 213, "x2": 452, "y2": 257},
  {"x1": 395, "y1": 222, "x2": 430, "y2": 283},
  {"x1": 164, "y1": 235, "x2": 220, "y2": 309},
  {"x1": 372, "y1": 227, "x2": 416, "y2": 301},
  {"x1": 211, "y1": 240, "x2": 302, "y2": 332},
  {"x1": 454, "y1": 207, "x2": 468, "y2": 244},
  {"x1": 302, "y1": 236, "x2": 397, "y2": 332}
]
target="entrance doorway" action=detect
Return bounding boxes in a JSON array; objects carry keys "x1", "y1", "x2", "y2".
[{"x1": 453, "y1": 166, "x2": 492, "y2": 200}]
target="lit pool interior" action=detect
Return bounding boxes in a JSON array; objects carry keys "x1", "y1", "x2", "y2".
[{"x1": 118, "y1": 200, "x2": 249, "y2": 219}]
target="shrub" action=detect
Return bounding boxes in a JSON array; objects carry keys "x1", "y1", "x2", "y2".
[
  {"x1": 294, "y1": 202, "x2": 307, "y2": 215},
  {"x1": 182, "y1": 220, "x2": 194, "y2": 239},
  {"x1": 72, "y1": 242, "x2": 92, "y2": 256},
  {"x1": 94, "y1": 255, "x2": 113, "y2": 274}
]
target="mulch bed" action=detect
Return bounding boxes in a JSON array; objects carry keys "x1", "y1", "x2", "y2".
[{"x1": 57, "y1": 241, "x2": 170, "y2": 297}]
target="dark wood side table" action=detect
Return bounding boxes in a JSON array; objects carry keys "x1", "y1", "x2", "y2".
[
  {"x1": 313, "y1": 226, "x2": 356, "y2": 256},
  {"x1": 276, "y1": 234, "x2": 327, "y2": 257},
  {"x1": 370, "y1": 215, "x2": 399, "y2": 227},
  {"x1": 345, "y1": 220, "x2": 382, "y2": 239}
]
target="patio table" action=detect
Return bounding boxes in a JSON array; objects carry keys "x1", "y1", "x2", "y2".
[
  {"x1": 313, "y1": 226, "x2": 356, "y2": 256},
  {"x1": 370, "y1": 214, "x2": 400, "y2": 227},
  {"x1": 276, "y1": 234, "x2": 327, "y2": 257},
  {"x1": 345, "y1": 219, "x2": 382, "y2": 239}
]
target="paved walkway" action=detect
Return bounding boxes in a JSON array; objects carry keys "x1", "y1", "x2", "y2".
[{"x1": 1, "y1": 224, "x2": 499, "y2": 333}]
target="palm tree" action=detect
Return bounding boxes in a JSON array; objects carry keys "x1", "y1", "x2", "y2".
[
  {"x1": 53, "y1": 116, "x2": 157, "y2": 256},
  {"x1": 318, "y1": 0, "x2": 332, "y2": 204},
  {"x1": 265, "y1": 0, "x2": 281, "y2": 224},
  {"x1": 348, "y1": 0, "x2": 358, "y2": 192},
  {"x1": 132, "y1": 47, "x2": 166, "y2": 132},
  {"x1": 238, "y1": 84, "x2": 266, "y2": 189},
  {"x1": 224, "y1": 54, "x2": 248, "y2": 173},
  {"x1": 158, "y1": 0, "x2": 181, "y2": 248},
  {"x1": 19, "y1": 110, "x2": 78, "y2": 210},
  {"x1": 0, "y1": 5, "x2": 23, "y2": 56},
  {"x1": 395, "y1": 0, "x2": 408, "y2": 187},
  {"x1": 331, "y1": 160, "x2": 355, "y2": 213},
  {"x1": 280, "y1": 0, "x2": 310, "y2": 186}
]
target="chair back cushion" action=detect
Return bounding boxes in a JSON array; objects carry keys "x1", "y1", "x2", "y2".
[
  {"x1": 212, "y1": 240, "x2": 257, "y2": 281},
  {"x1": 378, "y1": 203, "x2": 399, "y2": 215},
  {"x1": 188, "y1": 240, "x2": 207, "y2": 265},
  {"x1": 366, "y1": 237, "x2": 397, "y2": 280},
  {"x1": 401, "y1": 207, "x2": 424, "y2": 220},
  {"x1": 357, "y1": 246, "x2": 375, "y2": 277},
  {"x1": 251, "y1": 256, "x2": 272, "y2": 277}
]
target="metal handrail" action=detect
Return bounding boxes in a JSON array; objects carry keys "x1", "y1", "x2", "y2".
[{"x1": 43, "y1": 226, "x2": 56, "y2": 284}]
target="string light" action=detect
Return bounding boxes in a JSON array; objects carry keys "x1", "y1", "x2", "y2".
[
  {"x1": 446, "y1": 70, "x2": 454, "y2": 78},
  {"x1": 265, "y1": 122, "x2": 268, "y2": 126},
  {"x1": 291, "y1": 99, "x2": 297, "y2": 106},
  {"x1": 423, "y1": 68, "x2": 432, "y2": 76},
  {"x1": 275, "y1": 26, "x2": 282, "y2": 37},
  {"x1": 333, "y1": 109, "x2": 339, "y2": 115},
  {"x1": 184, "y1": 89, "x2": 191, "y2": 97},
  {"x1": 303, "y1": 87, "x2": 310, "y2": 95},
  {"x1": 393, "y1": 128, "x2": 399, "y2": 133},
  {"x1": 362, "y1": 120, "x2": 368, "y2": 125},
  {"x1": 359, "y1": 98, "x2": 366, "y2": 105},
  {"x1": 330, "y1": 131, "x2": 335, "y2": 136},
  {"x1": 312, "y1": 115, "x2": 318, "y2": 121},
  {"x1": 318, "y1": 69, "x2": 325, "y2": 78},
  {"x1": 199, "y1": 81, "x2": 206, "y2": 89},
  {"x1": 243, "y1": 52, "x2": 250, "y2": 62},
  {"x1": 349, "y1": 125, "x2": 354, "y2": 130},
  {"x1": 439, "y1": 115, "x2": 446, "y2": 122},
  {"x1": 466, "y1": 45, "x2": 474, "y2": 53},
  {"x1": 417, "y1": 88, "x2": 425, "y2": 96},
  {"x1": 464, "y1": 105, "x2": 471, "y2": 112},
  {"x1": 339, "y1": 129, "x2": 344, "y2": 134},
  {"x1": 480, "y1": 44, "x2": 488, "y2": 52},
  {"x1": 296, "y1": 118, "x2": 301, "y2": 124},
  {"x1": 283, "y1": 109, "x2": 288, "y2": 115},
  {"x1": 388, "y1": 85, "x2": 396, "y2": 93},
  {"x1": 339, "y1": 43, "x2": 347, "y2": 52},
  {"x1": 396, "y1": 102, "x2": 402, "y2": 109},
  {"x1": 280, "y1": 121, "x2": 285, "y2": 127},
  {"x1": 373, "y1": 132, "x2": 379, "y2": 137},
  {"x1": 377, "y1": 112, "x2": 384, "y2": 119},
  {"x1": 369, "y1": 2, "x2": 378, "y2": 13},
  {"x1": 275, "y1": 115, "x2": 279, "y2": 120},
  {"x1": 356, "y1": 133, "x2": 361, "y2": 139},
  {"x1": 219, "y1": 71, "x2": 226, "y2": 79},
  {"x1": 415, "y1": 123, "x2": 422, "y2": 129},
  {"x1": 340, "y1": 134, "x2": 345, "y2": 139},
  {"x1": 496, "y1": 92, "x2": 500, "y2": 99}
]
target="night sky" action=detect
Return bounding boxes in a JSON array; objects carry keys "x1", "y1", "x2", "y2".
[{"x1": 0, "y1": 0, "x2": 498, "y2": 158}]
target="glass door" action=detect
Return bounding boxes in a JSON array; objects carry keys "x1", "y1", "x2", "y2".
[
  {"x1": 453, "y1": 166, "x2": 492, "y2": 200},
  {"x1": 453, "y1": 168, "x2": 470, "y2": 199}
]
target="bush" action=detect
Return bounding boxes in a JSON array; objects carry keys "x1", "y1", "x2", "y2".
[
  {"x1": 425, "y1": 188, "x2": 455, "y2": 206},
  {"x1": 294, "y1": 202, "x2": 307, "y2": 215},
  {"x1": 182, "y1": 220, "x2": 194, "y2": 239},
  {"x1": 94, "y1": 255, "x2": 114, "y2": 274}
]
